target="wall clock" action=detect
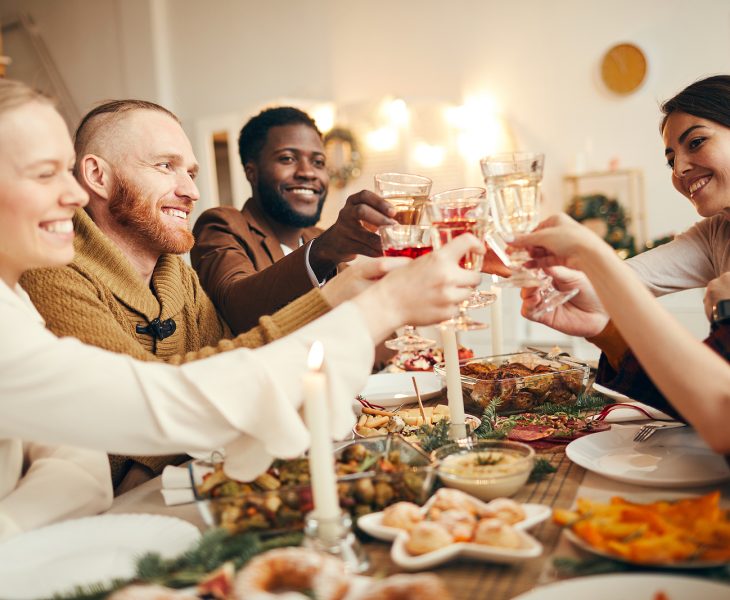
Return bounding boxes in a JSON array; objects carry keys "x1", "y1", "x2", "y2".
[{"x1": 601, "y1": 43, "x2": 647, "y2": 95}]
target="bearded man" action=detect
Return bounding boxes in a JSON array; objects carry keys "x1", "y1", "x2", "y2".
[
  {"x1": 20, "y1": 100, "x2": 346, "y2": 493},
  {"x1": 191, "y1": 107, "x2": 396, "y2": 334}
]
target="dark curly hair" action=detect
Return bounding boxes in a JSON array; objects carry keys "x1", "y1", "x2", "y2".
[
  {"x1": 238, "y1": 106, "x2": 321, "y2": 166},
  {"x1": 660, "y1": 75, "x2": 730, "y2": 132}
]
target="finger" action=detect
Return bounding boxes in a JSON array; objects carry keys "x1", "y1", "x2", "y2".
[
  {"x1": 346, "y1": 190, "x2": 396, "y2": 218},
  {"x1": 437, "y1": 233, "x2": 484, "y2": 263},
  {"x1": 352, "y1": 203, "x2": 398, "y2": 227},
  {"x1": 358, "y1": 256, "x2": 410, "y2": 279},
  {"x1": 481, "y1": 249, "x2": 511, "y2": 277}
]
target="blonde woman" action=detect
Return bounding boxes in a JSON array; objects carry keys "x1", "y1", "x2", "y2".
[{"x1": 0, "y1": 79, "x2": 482, "y2": 536}]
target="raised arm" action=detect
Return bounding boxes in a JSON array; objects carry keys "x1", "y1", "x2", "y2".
[{"x1": 513, "y1": 214, "x2": 730, "y2": 453}]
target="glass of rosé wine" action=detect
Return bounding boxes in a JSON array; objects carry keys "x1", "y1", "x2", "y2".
[
  {"x1": 426, "y1": 193, "x2": 490, "y2": 331},
  {"x1": 378, "y1": 224, "x2": 436, "y2": 351},
  {"x1": 480, "y1": 152, "x2": 577, "y2": 318},
  {"x1": 429, "y1": 187, "x2": 497, "y2": 310},
  {"x1": 374, "y1": 172, "x2": 432, "y2": 225}
]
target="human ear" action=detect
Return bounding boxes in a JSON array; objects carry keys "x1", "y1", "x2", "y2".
[
  {"x1": 79, "y1": 154, "x2": 113, "y2": 200},
  {"x1": 243, "y1": 161, "x2": 257, "y2": 187}
]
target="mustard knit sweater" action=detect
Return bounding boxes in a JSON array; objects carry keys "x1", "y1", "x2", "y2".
[{"x1": 21, "y1": 209, "x2": 331, "y2": 487}]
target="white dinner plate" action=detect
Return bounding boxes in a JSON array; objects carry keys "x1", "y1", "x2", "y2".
[
  {"x1": 511, "y1": 573, "x2": 730, "y2": 600},
  {"x1": 0, "y1": 514, "x2": 200, "y2": 599},
  {"x1": 591, "y1": 382, "x2": 632, "y2": 402},
  {"x1": 356, "y1": 372, "x2": 444, "y2": 409},
  {"x1": 358, "y1": 496, "x2": 550, "y2": 541},
  {"x1": 565, "y1": 426, "x2": 730, "y2": 488},
  {"x1": 391, "y1": 528, "x2": 542, "y2": 571}
]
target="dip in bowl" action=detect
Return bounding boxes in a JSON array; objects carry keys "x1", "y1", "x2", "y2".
[{"x1": 434, "y1": 440, "x2": 535, "y2": 500}]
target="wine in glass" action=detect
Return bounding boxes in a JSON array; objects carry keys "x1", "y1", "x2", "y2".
[
  {"x1": 480, "y1": 152, "x2": 578, "y2": 317},
  {"x1": 430, "y1": 187, "x2": 496, "y2": 309},
  {"x1": 378, "y1": 224, "x2": 436, "y2": 351},
  {"x1": 426, "y1": 197, "x2": 489, "y2": 330},
  {"x1": 374, "y1": 172, "x2": 432, "y2": 225}
]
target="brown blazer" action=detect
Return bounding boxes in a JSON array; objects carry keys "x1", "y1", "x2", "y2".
[{"x1": 191, "y1": 200, "x2": 324, "y2": 334}]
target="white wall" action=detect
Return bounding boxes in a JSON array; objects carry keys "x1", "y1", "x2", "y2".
[
  {"x1": 2, "y1": 0, "x2": 726, "y2": 352},
  {"x1": 3, "y1": 0, "x2": 729, "y2": 239}
]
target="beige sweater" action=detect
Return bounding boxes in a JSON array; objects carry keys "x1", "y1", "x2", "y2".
[{"x1": 21, "y1": 209, "x2": 331, "y2": 487}]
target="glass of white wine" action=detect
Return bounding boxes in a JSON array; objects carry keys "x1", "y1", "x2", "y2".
[
  {"x1": 374, "y1": 172, "x2": 432, "y2": 225},
  {"x1": 480, "y1": 152, "x2": 577, "y2": 318}
]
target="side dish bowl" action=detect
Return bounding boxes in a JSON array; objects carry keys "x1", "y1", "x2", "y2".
[{"x1": 434, "y1": 440, "x2": 535, "y2": 500}]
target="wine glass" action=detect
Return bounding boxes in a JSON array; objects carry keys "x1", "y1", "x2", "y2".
[
  {"x1": 374, "y1": 172, "x2": 432, "y2": 225},
  {"x1": 426, "y1": 197, "x2": 489, "y2": 330},
  {"x1": 378, "y1": 224, "x2": 436, "y2": 351},
  {"x1": 480, "y1": 152, "x2": 578, "y2": 318},
  {"x1": 429, "y1": 187, "x2": 496, "y2": 309}
]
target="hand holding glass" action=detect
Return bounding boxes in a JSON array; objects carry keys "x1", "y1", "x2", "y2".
[
  {"x1": 378, "y1": 224, "x2": 436, "y2": 351},
  {"x1": 480, "y1": 152, "x2": 577, "y2": 318}
]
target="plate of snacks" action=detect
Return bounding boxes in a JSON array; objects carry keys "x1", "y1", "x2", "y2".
[
  {"x1": 355, "y1": 372, "x2": 444, "y2": 409},
  {"x1": 383, "y1": 489, "x2": 542, "y2": 570},
  {"x1": 511, "y1": 574, "x2": 730, "y2": 600},
  {"x1": 358, "y1": 488, "x2": 550, "y2": 541},
  {"x1": 354, "y1": 403, "x2": 480, "y2": 441},
  {"x1": 387, "y1": 345, "x2": 473, "y2": 372},
  {"x1": 554, "y1": 491, "x2": 730, "y2": 568}
]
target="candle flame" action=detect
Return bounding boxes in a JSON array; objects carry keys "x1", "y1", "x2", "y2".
[{"x1": 307, "y1": 341, "x2": 324, "y2": 371}]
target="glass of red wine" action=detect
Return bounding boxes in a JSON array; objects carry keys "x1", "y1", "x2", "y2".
[
  {"x1": 426, "y1": 195, "x2": 490, "y2": 330},
  {"x1": 378, "y1": 224, "x2": 437, "y2": 351}
]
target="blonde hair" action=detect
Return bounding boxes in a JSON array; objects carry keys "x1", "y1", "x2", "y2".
[{"x1": 0, "y1": 79, "x2": 53, "y2": 117}]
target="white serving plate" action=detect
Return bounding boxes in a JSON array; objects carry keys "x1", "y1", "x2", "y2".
[
  {"x1": 390, "y1": 528, "x2": 542, "y2": 570},
  {"x1": 354, "y1": 372, "x2": 444, "y2": 411},
  {"x1": 565, "y1": 426, "x2": 730, "y2": 488},
  {"x1": 511, "y1": 573, "x2": 730, "y2": 600},
  {"x1": 0, "y1": 514, "x2": 200, "y2": 599},
  {"x1": 563, "y1": 528, "x2": 730, "y2": 570},
  {"x1": 358, "y1": 494, "x2": 550, "y2": 542}
]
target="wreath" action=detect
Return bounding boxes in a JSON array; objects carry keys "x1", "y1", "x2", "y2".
[
  {"x1": 323, "y1": 127, "x2": 363, "y2": 189},
  {"x1": 566, "y1": 193, "x2": 636, "y2": 258}
]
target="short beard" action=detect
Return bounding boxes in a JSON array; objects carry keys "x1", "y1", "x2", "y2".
[
  {"x1": 257, "y1": 181, "x2": 326, "y2": 228},
  {"x1": 108, "y1": 175, "x2": 194, "y2": 255}
]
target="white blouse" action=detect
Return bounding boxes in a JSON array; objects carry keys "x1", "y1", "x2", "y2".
[{"x1": 1, "y1": 279, "x2": 374, "y2": 482}]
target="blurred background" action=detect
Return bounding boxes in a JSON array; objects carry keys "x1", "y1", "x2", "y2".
[{"x1": 2, "y1": 0, "x2": 728, "y2": 357}]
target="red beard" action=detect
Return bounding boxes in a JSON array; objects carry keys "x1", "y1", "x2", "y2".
[{"x1": 108, "y1": 175, "x2": 194, "y2": 255}]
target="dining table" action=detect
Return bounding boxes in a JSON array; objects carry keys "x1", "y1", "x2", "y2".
[{"x1": 106, "y1": 401, "x2": 730, "y2": 600}]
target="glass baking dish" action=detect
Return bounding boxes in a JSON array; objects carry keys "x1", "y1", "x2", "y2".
[
  {"x1": 434, "y1": 351, "x2": 589, "y2": 414},
  {"x1": 189, "y1": 435, "x2": 436, "y2": 534}
]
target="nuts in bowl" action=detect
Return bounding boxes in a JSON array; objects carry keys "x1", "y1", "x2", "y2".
[{"x1": 434, "y1": 440, "x2": 535, "y2": 500}]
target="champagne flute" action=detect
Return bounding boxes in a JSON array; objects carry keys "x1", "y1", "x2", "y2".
[
  {"x1": 374, "y1": 172, "x2": 432, "y2": 225},
  {"x1": 378, "y1": 224, "x2": 436, "y2": 351},
  {"x1": 429, "y1": 187, "x2": 496, "y2": 309},
  {"x1": 426, "y1": 197, "x2": 489, "y2": 330},
  {"x1": 480, "y1": 152, "x2": 578, "y2": 318}
]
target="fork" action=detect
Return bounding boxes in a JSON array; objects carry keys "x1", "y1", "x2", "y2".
[{"x1": 633, "y1": 423, "x2": 686, "y2": 442}]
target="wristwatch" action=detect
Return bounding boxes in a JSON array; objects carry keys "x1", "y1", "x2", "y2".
[{"x1": 711, "y1": 299, "x2": 730, "y2": 326}]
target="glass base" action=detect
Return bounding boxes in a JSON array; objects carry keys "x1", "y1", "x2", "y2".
[
  {"x1": 385, "y1": 332, "x2": 435, "y2": 352},
  {"x1": 440, "y1": 314, "x2": 489, "y2": 331},
  {"x1": 303, "y1": 511, "x2": 369, "y2": 574},
  {"x1": 494, "y1": 268, "x2": 543, "y2": 287},
  {"x1": 528, "y1": 287, "x2": 580, "y2": 319},
  {"x1": 465, "y1": 290, "x2": 497, "y2": 309}
]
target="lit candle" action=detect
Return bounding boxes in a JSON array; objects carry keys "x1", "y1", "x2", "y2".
[
  {"x1": 441, "y1": 325, "x2": 465, "y2": 437},
  {"x1": 303, "y1": 341, "x2": 340, "y2": 522},
  {"x1": 490, "y1": 280, "x2": 504, "y2": 355}
]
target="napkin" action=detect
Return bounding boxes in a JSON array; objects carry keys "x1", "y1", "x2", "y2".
[{"x1": 160, "y1": 465, "x2": 195, "y2": 506}]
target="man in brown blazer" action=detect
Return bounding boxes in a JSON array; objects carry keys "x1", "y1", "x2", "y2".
[{"x1": 192, "y1": 107, "x2": 396, "y2": 334}]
